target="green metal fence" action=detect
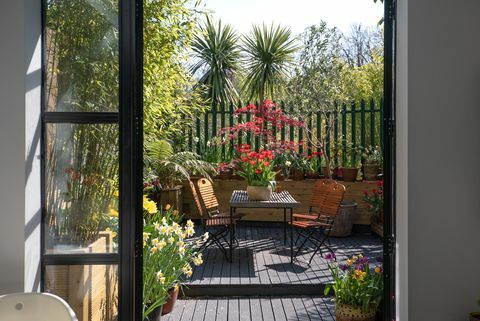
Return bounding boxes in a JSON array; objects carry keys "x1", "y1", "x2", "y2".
[{"x1": 184, "y1": 99, "x2": 384, "y2": 162}]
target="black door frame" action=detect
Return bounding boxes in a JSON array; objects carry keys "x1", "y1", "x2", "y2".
[
  {"x1": 40, "y1": 0, "x2": 144, "y2": 320},
  {"x1": 383, "y1": 0, "x2": 397, "y2": 320}
]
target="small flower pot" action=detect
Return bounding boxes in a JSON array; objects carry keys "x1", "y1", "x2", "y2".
[
  {"x1": 341, "y1": 168, "x2": 358, "y2": 182},
  {"x1": 333, "y1": 167, "x2": 342, "y2": 180},
  {"x1": 363, "y1": 164, "x2": 380, "y2": 181},
  {"x1": 336, "y1": 303, "x2": 375, "y2": 321},
  {"x1": 306, "y1": 172, "x2": 321, "y2": 179},
  {"x1": 330, "y1": 200, "x2": 357, "y2": 237},
  {"x1": 291, "y1": 168, "x2": 305, "y2": 180},
  {"x1": 246, "y1": 185, "x2": 272, "y2": 201},
  {"x1": 148, "y1": 305, "x2": 163, "y2": 321},
  {"x1": 470, "y1": 312, "x2": 480, "y2": 321},
  {"x1": 274, "y1": 166, "x2": 285, "y2": 181},
  {"x1": 219, "y1": 168, "x2": 233, "y2": 180},
  {"x1": 162, "y1": 286, "x2": 179, "y2": 315}
]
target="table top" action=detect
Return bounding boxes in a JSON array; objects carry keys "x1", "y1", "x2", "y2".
[{"x1": 229, "y1": 190, "x2": 300, "y2": 208}]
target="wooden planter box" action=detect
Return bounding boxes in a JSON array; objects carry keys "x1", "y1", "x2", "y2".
[
  {"x1": 183, "y1": 179, "x2": 380, "y2": 226},
  {"x1": 45, "y1": 231, "x2": 118, "y2": 321}
]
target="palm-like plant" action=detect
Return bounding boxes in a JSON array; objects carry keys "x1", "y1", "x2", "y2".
[
  {"x1": 191, "y1": 17, "x2": 241, "y2": 105},
  {"x1": 146, "y1": 139, "x2": 216, "y2": 189},
  {"x1": 242, "y1": 24, "x2": 299, "y2": 114}
]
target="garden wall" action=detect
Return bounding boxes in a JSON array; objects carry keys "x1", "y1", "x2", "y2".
[{"x1": 182, "y1": 179, "x2": 377, "y2": 225}]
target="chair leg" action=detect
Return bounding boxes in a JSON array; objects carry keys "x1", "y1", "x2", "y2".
[
  {"x1": 293, "y1": 228, "x2": 315, "y2": 260},
  {"x1": 307, "y1": 229, "x2": 335, "y2": 265}
]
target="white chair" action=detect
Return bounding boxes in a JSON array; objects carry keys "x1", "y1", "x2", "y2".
[{"x1": 0, "y1": 292, "x2": 78, "y2": 321}]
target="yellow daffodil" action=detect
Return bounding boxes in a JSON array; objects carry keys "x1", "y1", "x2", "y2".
[
  {"x1": 159, "y1": 225, "x2": 168, "y2": 235},
  {"x1": 195, "y1": 239, "x2": 202, "y2": 247},
  {"x1": 182, "y1": 265, "x2": 192, "y2": 277},
  {"x1": 143, "y1": 232, "x2": 150, "y2": 242},
  {"x1": 109, "y1": 208, "x2": 119, "y2": 217},
  {"x1": 156, "y1": 240, "x2": 166, "y2": 250},
  {"x1": 193, "y1": 253, "x2": 203, "y2": 266},
  {"x1": 143, "y1": 196, "x2": 158, "y2": 214},
  {"x1": 162, "y1": 217, "x2": 167, "y2": 225},
  {"x1": 156, "y1": 271, "x2": 165, "y2": 284},
  {"x1": 150, "y1": 246, "x2": 158, "y2": 254},
  {"x1": 177, "y1": 240, "x2": 185, "y2": 247},
  {"x1": 185, "y1": 227, "x2": 195, "y2": 237},
  {"x1": 178, "y1": 246, "x2": 186, "y2": 255},
  {"x1": 167, "y1": 237, "x2": 175, "y2": 244},
  {"x1": 154, "y1": 222, "x2": 160, "y2": 230},
  {"x1": 203, "y1": 232, "x2": 209, "y2": 242},
  {"x1": 186, "y1": 220, "x2": 194, "y2": 228},
  {"x1": 152, "y1": 238, "x2": 159, "y2": 246}
]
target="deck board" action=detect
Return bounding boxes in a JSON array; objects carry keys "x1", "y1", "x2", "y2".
[
  {"x1": 188, "y1": 223, "x2": 382, "y2": 291},
  {"x1": 167, "y1": 297, "x2": 335, "y2": 321}
]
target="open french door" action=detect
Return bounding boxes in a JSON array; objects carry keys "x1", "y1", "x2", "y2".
[{"x1": 40, "y1": 0, "x2": 143, "y2": 320}]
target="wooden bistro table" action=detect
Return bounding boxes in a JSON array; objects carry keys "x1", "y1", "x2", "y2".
[{"x1": 229, "y1": 190, "x2": 300, "y2": 263}]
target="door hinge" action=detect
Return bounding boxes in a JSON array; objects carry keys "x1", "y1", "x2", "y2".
[
  {"x1": 386, "y1": 118, "x2": 395, "y2": 138},
  {"x1": 387, "y1": 0, "x2": 396, "y2": 21},
  {"x1": 385, "y1": 234, "x2": 396, "y2": 255}
]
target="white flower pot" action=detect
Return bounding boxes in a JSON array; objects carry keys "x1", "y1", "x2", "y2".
[{"x1": 246, "y1": 185, "x2": 272, "y2": 201}]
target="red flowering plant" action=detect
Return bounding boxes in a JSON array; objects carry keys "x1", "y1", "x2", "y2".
[
  {"x1": 236, "y1": 148, "x2": 277, "y2": 187},
  {"x1": 362, "y1": 179, "x2": 384, "y2": 219},
  {"x1": 305, "y1": 151, "x2": 324, "y2": 174},
  {"x1": 219, "y1": 100, "x2": 305, "y2": 147}
]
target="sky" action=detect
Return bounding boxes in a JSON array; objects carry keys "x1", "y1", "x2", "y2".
[{"x1": 200, "y1": 0, "x2": 383, "y2": 36}]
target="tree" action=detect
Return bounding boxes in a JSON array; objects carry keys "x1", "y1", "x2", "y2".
[
  {"x1": 190, "y1": 17, "x2": 241, "y2": 105},
  {"x1": 242, "y1": 24, "x2": 299, "y2": 116},
  {"x1": 287, "y1": 22, "x2": 347, "y2": 178},
  {"x1": 342, "y1": 24, "x2": 383, "y2": 67},
  {"x1": 143, "y1": 0, "x2": 206, "y2": 147}
]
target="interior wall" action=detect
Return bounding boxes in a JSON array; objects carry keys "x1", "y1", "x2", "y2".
[
  {"x1": 0, "y1": 0, "x2": 41, "y2": 294},
  {"x1": 406, "y1": 0, "x2": 480, "y2": 320}
]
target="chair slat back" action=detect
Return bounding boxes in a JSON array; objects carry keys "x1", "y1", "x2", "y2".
[
  {"x1": 188, "y1": 181, "x2": 206, "y2": 218},
  {"x1": 310, "y1": 179, "x2": 346, "y2": 218},
  {"x1": 195, "y1": 178, "x2": 219, "y2": 213}
]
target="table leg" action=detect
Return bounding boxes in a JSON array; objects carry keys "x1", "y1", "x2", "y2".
[
  {"x1": 283, "y1": 208, "x2": 287, "y2": 246},
  {"x1": 290, "y1": 208, "x2": 294, "y2": 264},
  {"x1": 229, "y1": 206, "x2": 233, "y2": 262}
]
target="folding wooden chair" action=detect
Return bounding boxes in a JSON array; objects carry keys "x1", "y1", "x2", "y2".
[
  {"x1": 189, "y1": 179, "x2": 237, "y2": 260},
  {"x1": 289, "y1": 179, "x2": 346, "y2": 265}
]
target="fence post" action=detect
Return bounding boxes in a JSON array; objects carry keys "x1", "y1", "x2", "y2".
[
  {"x1": 351, "y1": 102, "x2": 357, "y2": 164},
  {"x1": 229, "y1": 101, "x2": 235, "y2": 157},
  {"x1": 220, "y1": 101, "x2": 225, "y2": 159},
  {"x1": 289, "y1": 105, "x2": 295, "y2": 150},
  {"x1": 246, "y1": 102, "x2": 251, "y2": 147},
  {"x1": 212, "y1": 102, "x2": 218, "y2": 137},
  {"x1": 307, "y1": 113, "x2": 313, "y2": 156},
  {"x1": 316, "y1": 111, "x2": 321, "y2": 155},
  {"x1": 342, "y1": 103, "x2": 347, "y2": 166},
  {"x1": 370, "y1": 98, "x2": 375, "y2": 147},
  {"x1": 272, "y1": 102, "x2": 278, "y2": 143},
  {"x1": 196, "y1": 112, "x2": 201, "y2": 153},
  {"x1": 204, "y1": 108, "x2": 209, "y2": 148},
  {"x1": 255, "y1": 101, "x2": 260, "y2": 151},
  {"x1": 361, "y1": 99, "x2": 366, "y2": 149},
  {"x1": 333, "y1": 107, "x2": 339, "y2": 165},
  {"x1": 281, "y1": 102, "x2": 286, "y2": 143},
  {"x1": 325, "y1": 112, "x2": 330, "y2": 159}
]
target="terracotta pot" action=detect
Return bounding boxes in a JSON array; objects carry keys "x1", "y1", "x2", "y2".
[
  {"x1": 148, "y1": 305, "x2": 163, "y2": 321},
  {"x1": 341, "y1": 168, "x2": 358, "y2": 182},
  {"x1": 470, "y1": 313, "x2": 480, "y2": 321},
  {"x1": 246, "y1": 185, "x2": 272, "y2": 201},
  {"x1": 336, "y1": 303, "x2": 375, "y2": 321},
  {"x1": 291, "y1": 168, "x2": 305, "y2": 180},
  {"x1": 219, "y1": 168, "x2": 233, "y2": 180},
  {"x1": 162, "y1": 287, "x2": 179, "y2": 315},
  {"x1": 363, "y1": 164, "x2": 380, "y2": 181},
  {"x1": 333, "y1": 167, "x2": 342, "y2": 179},
  {"x1": 306, "y1": 172, "x2": 321, "y2": 179}
]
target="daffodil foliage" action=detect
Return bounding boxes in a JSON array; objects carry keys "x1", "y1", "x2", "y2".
[{"x1": 142, "y1": 198, "x2": 207, "y2": 320}]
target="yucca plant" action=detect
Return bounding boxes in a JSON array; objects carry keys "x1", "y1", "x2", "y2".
[
  {"x1": 242, "y1": 24, "x2": 299, "y2": 115},
  {"x1": 145, "y1": 139, "x2": 215, "y2": 189},
  {"x1": 191, "y1": 17, "x2": 241, "y2": 105}
]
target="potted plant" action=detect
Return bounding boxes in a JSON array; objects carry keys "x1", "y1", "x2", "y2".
[
  {"x1": 324, "y1": 254, "x2": 383, "y2": 321},
  {"x1": 237, "y1": 149, "x2": 276, "y2": 201},
  {"x1": 361, "y1": 146, "x2": 383, "y2": 181},
  {"x1": 218, "y1": 162, "x2": 234, "y2": 180},
  {"x1": 145, "y1": 139, "x2": 215, "y2": 211},
  {"x1": 470, "y1": 300, "x2": 480, "y2": 321},
  {"x1": 287, "y1": 152, "x2": 307, "y2": 180},
  {"x1": 142, "y1": 196, "x2": 206, "y2": 320},
  {"x1": 341, "y1": 145, "x2": 361, "y2": 182},
  {"x1": 363, "y1": 179, "x2": 384, "y2": 224},
  {"x1": 305, "y1": 151, "x2": 323, "y2": 179}
]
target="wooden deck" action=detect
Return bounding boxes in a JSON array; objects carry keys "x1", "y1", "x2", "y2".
[
  {"x1": 163, "y1": 297, "x2": 336, "y2": 321},
  {"x1": 186, "y1": 223, "x2": 382, "y2": 296}
]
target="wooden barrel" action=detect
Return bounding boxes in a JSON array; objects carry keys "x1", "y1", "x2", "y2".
[{"x1": 330, "y1": 200, "x2": 357, "y2": 237}]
